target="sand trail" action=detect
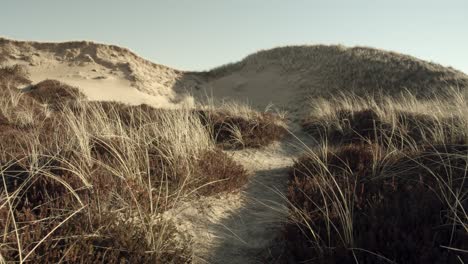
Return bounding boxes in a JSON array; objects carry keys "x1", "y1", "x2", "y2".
[{"x1": 165, "y1": 127, "x2": 314, "y2": 263}]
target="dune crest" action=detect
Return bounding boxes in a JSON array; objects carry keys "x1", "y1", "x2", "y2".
[
  {"x1": 0, "y1": 37, "x2": 197, "y2": 107},
  {"x1": 1, "y1": 37, "x2": 467, "y2": 114}
]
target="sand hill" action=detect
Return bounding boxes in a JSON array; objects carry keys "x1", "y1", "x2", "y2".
[
  {"x1": 0, "y1": 37, "x2": 197, "y2": 107},
  {"x1": 1, "y1": 37, "x2": 467, "y2": 115}
]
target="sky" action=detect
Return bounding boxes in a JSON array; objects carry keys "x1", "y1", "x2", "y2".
[{"x1": 1, "y1": 0, "x2": 467, "y2": 73}]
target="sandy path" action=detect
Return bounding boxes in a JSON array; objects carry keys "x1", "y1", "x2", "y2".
[{"x1": 165, "y1": 126, "x2": 314, "y2": 263}]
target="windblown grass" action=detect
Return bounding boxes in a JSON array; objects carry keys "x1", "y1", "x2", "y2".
[
  {"x1": 302, "y1": 90, "x2": 467, "y2": 147},
  {"x1": 284, "y1": 92, "x2": 468, "y2": 263},
  {"x1": 0, "y1": 66, "x2": 249, "y2": 263}
]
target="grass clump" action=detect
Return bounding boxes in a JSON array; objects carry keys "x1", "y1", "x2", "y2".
[
  {"x1": 193, "y1": 148, "x2": 248, "y2": 196},
  {"x1": 0, "y1": 65, "x2": 31, "y2": 87},
  {"x1": 196, "y1": 102, "x2": 287, "y2": 149},
  {"x1": 284, "y1": 92, "x2": 468, "y2": 263},
  {"x1": 302, "y1": 92, "x2": 467, "y2": 147},
  {"x1": 25, "y1": 79, "x2": 86, "y2": 110}
]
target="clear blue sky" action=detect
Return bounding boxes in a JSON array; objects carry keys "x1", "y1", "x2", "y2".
[{"x1": 1, "y1": 0, "x2": 467, "y2": 73}]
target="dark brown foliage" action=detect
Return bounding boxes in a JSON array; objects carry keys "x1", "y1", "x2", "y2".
[
  {"x1": 73, "y1": 101, "x2": 286, "y2": 149},
  {"x1": 0, "y1": 65, "x2": 249, "y2": 262},
  {"x1": 26, "y1": 79, "x2": 86, "y2": 109},
  {"x1": 197, "y1": 110, "x2": 287, "y2": 149},
  {"x1": 286, "y1": 143, "x2": 468, "y2": 263},
  {"x1": 303, "y1": 109, "x2": 386, "y2": 144},
  {"x1": 0, "y1": 126, "x2": 34, "y2": 160},
  {"x1": 193, "y1": 149, "x2": 249, "y2": 196},
  {"x1": 1, "y1": 148, "x2": 245, "y2": 263},
  {"x1": 0, "y1": 158, "x2": 188, "y2": 263},
  {"x1": 303, "y1": 108, "x2": 466, "y2": 147},
  {"x1": 0, "y1": 65, "x2": 31, "y2": 87}
]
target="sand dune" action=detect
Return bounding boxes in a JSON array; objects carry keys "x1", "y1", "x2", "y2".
[
  {"x1": 0, "y1": 38, "x2": 196, "y2": 107},
  {"x1": 1, "y1": 37, "x2": 468, "y2": 263},
  {"x1": 2, "y1": 37, "x2": 467, "y2": 115}
]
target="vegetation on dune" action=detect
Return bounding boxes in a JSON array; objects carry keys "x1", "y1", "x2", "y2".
[
  {"x1": 25, "y1": 79, "x2": 86, "y2": 110},
  {"x1": 0, "y1": 66, "x2": 250, "y2": 263},
  {"x1": 302, "y1": 92, "x2": 467, "y2": 147},
  {"x1": 0, "y1": 65, "x2": 31, "y2": 87},
  {"x1": 196, "y1": 105, "x2": 287, "y2": 149},
  {"x1": 207, "y1": 45, "x2": 468, "y2": 98},
  {"x1": 283, "y1": 92, "x2": 468, "y2": 263}
]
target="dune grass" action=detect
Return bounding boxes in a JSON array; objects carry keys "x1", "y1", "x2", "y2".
[
  {"x1": 0, "y1": 66, "x2": 249, "y2": 263},
  {"x1": 284, "y1": 91, "x2": 467, "y2": 263},
  {"x1": 302, "y1": 90, "x2": 467, "y2": 147}
]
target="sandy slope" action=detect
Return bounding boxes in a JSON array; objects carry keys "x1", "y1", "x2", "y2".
[{"x1": 0, "y1": 38, "x2": 197, "y2": 107}]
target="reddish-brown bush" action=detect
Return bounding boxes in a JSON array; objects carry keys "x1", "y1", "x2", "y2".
[
  {"x1": 0, "y1": 154, "x2": 189, "y2": 263},
  {"x1": 197, "y1": 110, "x2": 287, "y2": 149},
  {"x1": 193, "y1": 148, "x2": 249, "y2": 196},
  {"x1": 26, "y1": 79, "x2": 85, "y2": 109},
  {"x1": 285, "y1": 144, "x2": 467, "y2": 263}
]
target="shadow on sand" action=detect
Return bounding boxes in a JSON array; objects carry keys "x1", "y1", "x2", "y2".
[{"x1": 195, "y1": 133, "x2": 314, "y2": 264}]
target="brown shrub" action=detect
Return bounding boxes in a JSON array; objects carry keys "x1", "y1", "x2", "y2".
[
  {"x1": 26, "y1": 79, "x2": 86, "y2": 109},
  {"x1": 303, "y1": 108, "x2": 466, "y2": 147},
  {"x1": 91, "y1": 140, "x2": 248, "y2": 198},
  {"x1": 285, "y1": 144, "x2": 467, "y2": 263},
  {"x1": 396, "y1": 111, "x2": 466, "y2": 145},
  {"x1": 71, "y1": 101, "x2": 171, "y2": 128},
  {"x1": 197, "y1": 110, "x2": 287, "y2": 149},
  {"x1": 302, "y1": 109, "x2": 385, "y2": 145},
  {"x1": 0, "y1": 112, "x2": 9, "y2": 127},
  {"x1": 0, "y1": 156, "x2": 190, "y2": 263},
  {"x1": 0, "y1": 92, "x2": 249, "y2": 262},
  {"x1": 0, "y1": 65, "x2": 31, "y2": 87},
  {"x1": 193, "y1": 148, "x2": 249, "y2": 196},
  {"x1": 0, "y1": 209, "x2": 186, "y2": 263}
]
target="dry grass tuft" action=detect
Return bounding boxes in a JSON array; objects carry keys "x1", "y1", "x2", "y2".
[
  {"x1": 287, "y1": 144, "x2": 467, "y2": 263},
  {"x1": 302, "y1": 92, "x2": 467, "y2": 147}
]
